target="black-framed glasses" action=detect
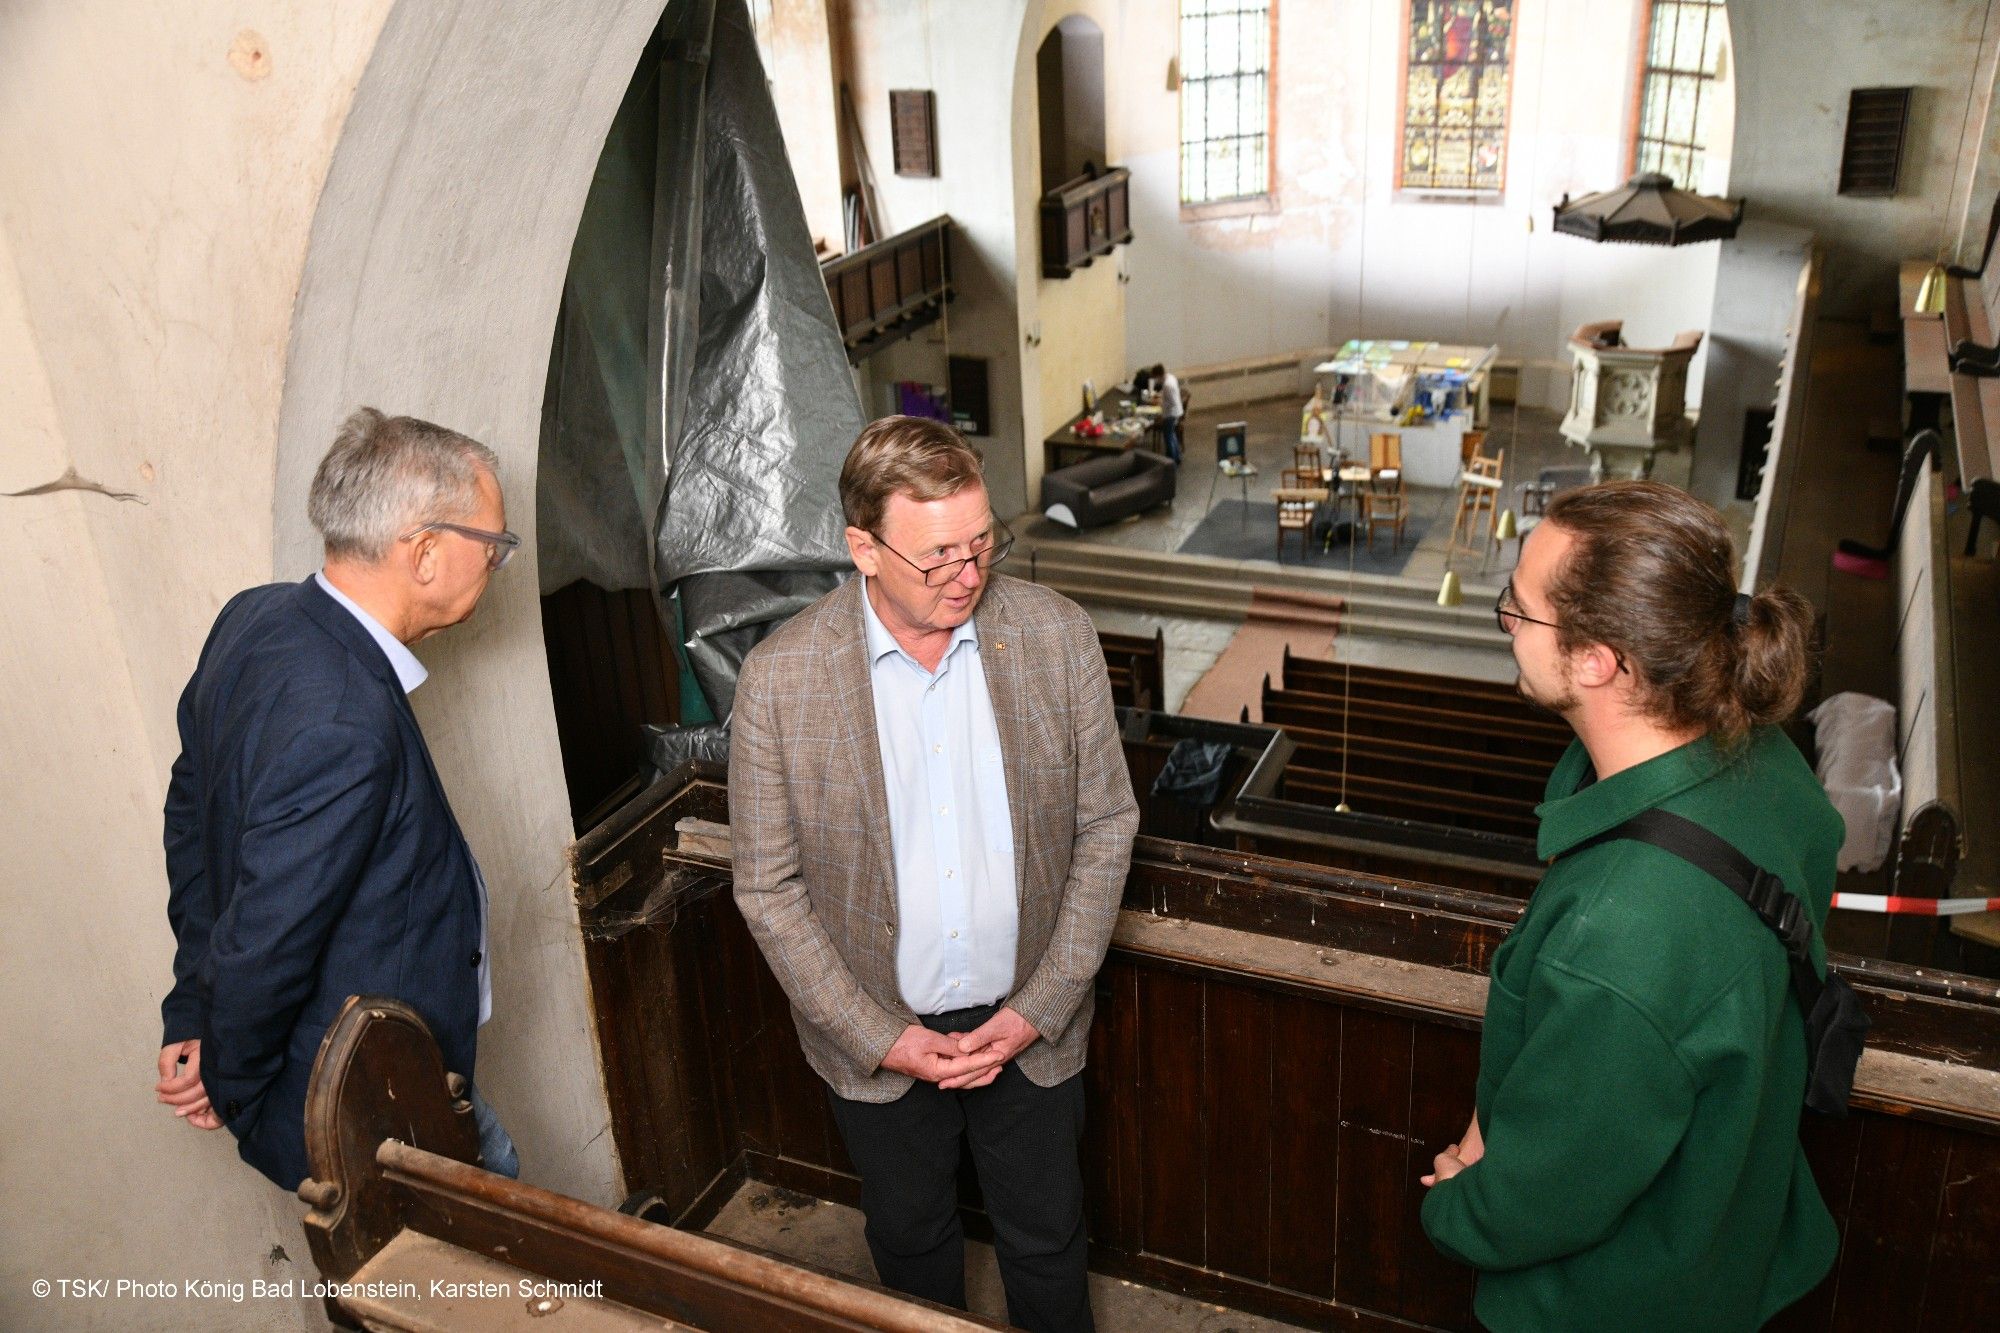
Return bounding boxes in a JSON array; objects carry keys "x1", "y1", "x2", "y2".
[
  {"x1": 1495, "y1": 581, "x2": 1558, "y2": 636},
  {"x1": 870, "y1": 519, "x2": 1015, "y2": 587},
  {"x1": 402, "y1": 521, "x2": 521, "y2": 570}
]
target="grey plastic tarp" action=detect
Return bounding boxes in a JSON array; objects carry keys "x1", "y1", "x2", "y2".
[
  {"x1": 653, "y1": 0, "x2": 860, "y2": 733},
  {"x1": 537, "y1": 0, "x2": 861, "y2": 769}
]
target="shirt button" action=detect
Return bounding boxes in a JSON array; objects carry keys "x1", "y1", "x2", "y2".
[
  {"x1": 939, "y1": 805, "x2": 949, "y2": 815},
  {"x1": 945, "y1": 869, "x2": 955, "y2": 879},
  {"x1": 951, "y1": 979, "x2": 961, "y2": 988},
  {"x1": 934, "y1": 744, "x2": 943, "y2": 754},
  {"x1": 949, "y1": 930, "x2": 959, "y2": 939},
  {"x1": 470, "y1": 950, "x2": 482, "y2": 967}
]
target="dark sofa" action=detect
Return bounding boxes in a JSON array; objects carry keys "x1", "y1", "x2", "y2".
[{"x1": 1040, "y1": 449, "x2": 1176, "y2": 529}]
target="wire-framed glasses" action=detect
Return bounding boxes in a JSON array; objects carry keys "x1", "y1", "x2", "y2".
[
  {"x1": 870, "y1": 519, "x2": 1015, "y2": 587},
  {"x1": 1495, "y1": 581, "x2": 1558, "y2": 636},
  {"x1": 402, "y1": 521, "x2": 522, "y2": 570}
]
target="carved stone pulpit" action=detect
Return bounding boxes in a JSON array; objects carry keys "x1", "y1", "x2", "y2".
[{"x1": 1559, "y1": 320, "x2": 1702, "y2": 481}]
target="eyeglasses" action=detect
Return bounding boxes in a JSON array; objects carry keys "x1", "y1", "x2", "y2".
[
  {"x1": 1496, "y1": 580, "x2": 1630, "y2": 675},
  {"x1": 1494, "y1": 581, "x2": 1557, "y2": 636},
  {"x1": 402, "y1": 521, "x2": 521, "y2": 570},
  {"x1": 870, "y1": 520, "x2": 1015, "y2": 587}
]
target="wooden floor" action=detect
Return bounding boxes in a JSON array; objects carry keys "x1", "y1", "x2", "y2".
[{"x1": 704, "y1": 1179, "x2": 1311, "y2": 1332}]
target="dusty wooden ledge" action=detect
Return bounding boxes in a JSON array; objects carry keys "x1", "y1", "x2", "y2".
[{"x1": 1111, "y1": 909, "x2": 2000, "y2": 1123}]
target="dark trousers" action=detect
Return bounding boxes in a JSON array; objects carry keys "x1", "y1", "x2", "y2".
[
  {"x1": 1161, "y1": 415, "x2": 1183, "y2": 464},
  {"x1": 826, "y1": 1003, "x2": 1093, "y2": 1333}
]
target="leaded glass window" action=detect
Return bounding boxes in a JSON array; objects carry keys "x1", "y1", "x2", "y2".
[
  {"x1": 1180, "y1": 1, "x2": 1272, "y2": 205},
  {"x1": 1399, "y1": 0, "x2": 1515, "y2": 195},
  {"x1": 1632, "y1": 0, "x2": 1726, "y2": 190}
]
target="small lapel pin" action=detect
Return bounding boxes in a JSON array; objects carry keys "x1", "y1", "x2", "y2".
[{"x1": 995, "y1": 641, "x2": 1007, "y2": 651}]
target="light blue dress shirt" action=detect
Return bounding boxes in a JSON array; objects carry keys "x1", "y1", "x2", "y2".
[
  {"x1": 860, "y1": 579, "x2": 1019, "y2": 1015},
  {"x1": 315, "y1": 573, "x2": 492, "y2": 1026}
]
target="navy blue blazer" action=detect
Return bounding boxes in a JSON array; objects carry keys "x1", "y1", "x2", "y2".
[{"x1": 162, "y1": 576, "x2": 483, "y2": 1189}]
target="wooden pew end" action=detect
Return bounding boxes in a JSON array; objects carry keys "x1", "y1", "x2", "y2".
[{"x1": 301, "y1": 996, "x2": 483, "y2": 1284}]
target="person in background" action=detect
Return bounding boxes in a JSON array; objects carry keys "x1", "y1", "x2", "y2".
[
  {"x1": 1153, "y1": 363, "x2": 1184, "y2": 464},
  {"x1": 1420, "y1": 481, "x2": 1841, "y2": 1332},
  {"x1": 156, "y1": 408, "x2": 520, "y2": 1191}
]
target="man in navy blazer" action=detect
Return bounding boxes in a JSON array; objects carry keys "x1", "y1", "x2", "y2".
[{"x1": 155, "y1": 408, "x2": 521, "y2": 1191}]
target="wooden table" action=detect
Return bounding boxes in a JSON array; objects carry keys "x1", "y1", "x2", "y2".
[{"x1": 1043, "y1": 388, "x2": 1162, "y2": 474}]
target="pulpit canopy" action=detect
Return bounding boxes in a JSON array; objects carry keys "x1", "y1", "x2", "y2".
[{"x1": 1553, "y1": 173, "x2": 1744, "y2": 246}]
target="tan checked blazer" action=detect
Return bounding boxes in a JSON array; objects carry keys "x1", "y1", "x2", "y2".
[{"x1": 729, "y1": 573, "x2": 1139, "y2": 1102}]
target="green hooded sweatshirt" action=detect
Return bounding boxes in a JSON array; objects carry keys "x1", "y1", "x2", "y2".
[{"x1": 1421, "y1": 729, "x2": 1843, "y2": 1332}]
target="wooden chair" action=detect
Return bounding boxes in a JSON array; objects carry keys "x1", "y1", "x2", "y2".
[
  {"x1": 1276, "y1": 467, "x2": 1320, "y2": 559},
  {"x1": 1293, "y1": 442, "x2": 1325, "y2": 477},
  {"x1": 1368, "y1": 432, "x2": 1403, "y2": 490},
  {"x1": 1361, "y1": 486, "x2": 1408, "y2": 553}
]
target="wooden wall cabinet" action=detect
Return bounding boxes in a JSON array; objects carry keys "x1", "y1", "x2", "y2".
[{"x1": 1040, "y1": 167, "x2": 1132, "y2": 279}]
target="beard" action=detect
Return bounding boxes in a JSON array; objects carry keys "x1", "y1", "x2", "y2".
[{"x1": 1515, "y1": 668, "x2": 1578, "y2": 719}]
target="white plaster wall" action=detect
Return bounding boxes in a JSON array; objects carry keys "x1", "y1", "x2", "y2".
[
  {"x1": 1121, "y1": 0, "x2": 1722, "y2": 419},
  {"x1": 0, "y1": 6, "x2": 392, "y2": 1329},
  {"x1": 1729, "y1": 0, "x2": 2000, "y2": 313},
  {"x1": 1019, "y1": 1, "x2": 1134, "y2": 485},
  {"x1": 835, "y1": 0, "x2": 1035, "y2": 517},
  {"x1": 2, "y1": 3, "x2": 666, "y2": 1326},
  {"x1": 272, "y1": 0, "x2": 671, "y2": 1208},
  {"x1": 754, "y1": 0, "x2": 848, "y2": 251},
  {"x1": 1689, "y1": 220, "x2": 1814, "y2": 511}
]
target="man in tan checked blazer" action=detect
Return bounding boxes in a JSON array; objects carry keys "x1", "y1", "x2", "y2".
[{"x1": 730, "y1": 416, "x2": 1138, "y2": 1332}]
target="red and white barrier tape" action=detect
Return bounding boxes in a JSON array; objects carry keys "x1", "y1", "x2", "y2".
[{"x1": 1831, "y1": 894, "x2": 2000, "y2": 916}]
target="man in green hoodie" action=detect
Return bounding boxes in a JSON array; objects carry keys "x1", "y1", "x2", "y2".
[{"x1": 1420, "y1": 481, "x2": 1843, "y2": 1331}]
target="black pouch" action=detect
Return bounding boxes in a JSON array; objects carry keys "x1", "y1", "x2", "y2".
[
  {"x1": 1576, "y1": 808, "x2": 1869, "y2": 1117},
  {"x1": 1801, "y1": 971, "x2": 1872, "y2": 1116}
]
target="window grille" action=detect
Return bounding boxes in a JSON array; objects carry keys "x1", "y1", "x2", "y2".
[
  {"x1": 1180, "y1": 0, "x2": 1272, "y2": 205},
  {"x1": 1632, "y1": 0, "x2": 1726, "y2": 190}
]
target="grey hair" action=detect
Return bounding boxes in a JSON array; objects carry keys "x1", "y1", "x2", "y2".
[{"x1": 307, "y1": 408, "x2": 499, "y2": 562}]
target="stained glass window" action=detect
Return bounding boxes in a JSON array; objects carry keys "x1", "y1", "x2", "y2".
[
  {"x1": 1632, "y1": 0, "x2": 1726, "y2": 191},
  {"x1": 1180, "y1": 1, "x2": 1272, "y2": 205},
  {"x1": 1399, "y1": 0, "x2": 1515, "y2": 195}
]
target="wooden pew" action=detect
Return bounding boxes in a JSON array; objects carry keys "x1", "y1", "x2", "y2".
[
  {"x1": 1276, "y1": 731, "x2": 1550, "y2": 806},
  {"x1": 1275, "y1": 673, "x2": 1567, "y2": 734},
  {"x1": 1099, "y1": 628, "x2": 1166, "y2": 713},
  {"x1": 1280, "y1": 769, "x2": 1542, "y2": 838},
  {"x1": 298, "y1": 997, "x2": 1000, "y2": 1331},
  {"x1": 565, "y1": 773, "x2": 2000, "y2": 1333},
  {"x1": 1281, "y1": 647, "x2": 1526, "y2": 705},
  {"x1": 1259, "y1": 690, "x2": 1570, "y2": 769}
]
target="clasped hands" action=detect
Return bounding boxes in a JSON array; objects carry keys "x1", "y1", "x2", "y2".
[
  {"x1": 881, "y1": 1006, "x2": 1038, "y2": 1090},
  {"x1": 156, "y1": 1039, "x2": 223, "y2": 1131}
]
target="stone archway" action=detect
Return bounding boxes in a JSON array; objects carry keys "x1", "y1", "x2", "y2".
[{"x1": 271, "y1": 0, "x2": 670, "y2": 1204}]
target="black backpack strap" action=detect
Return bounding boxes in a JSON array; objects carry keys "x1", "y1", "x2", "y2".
[{"x1": 1572, "y1": 808, "x2": 1826, "y2": 1012}]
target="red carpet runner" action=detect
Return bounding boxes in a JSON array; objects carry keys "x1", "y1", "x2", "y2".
[{"x1": 1180, "y1": 587, "x2": 1343, "y2": 723}]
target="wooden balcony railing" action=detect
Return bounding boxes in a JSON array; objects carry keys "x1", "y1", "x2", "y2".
[
  {"x1": 820, "y1": 215, "x2": 953, "y2": 363},
  {"x1": 1040, "y1": 167, "x2": 1132, "y2": 279}
]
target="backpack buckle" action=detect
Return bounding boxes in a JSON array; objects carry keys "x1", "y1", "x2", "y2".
[
  {"x1": 1744, "y1": 868, "x2": 1787, "y2": 925},
  {"x1": 1774, "y1": 895, "x2": 1812, "y2": 957}
]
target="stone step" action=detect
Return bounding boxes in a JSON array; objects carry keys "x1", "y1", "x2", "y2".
[
  {"x1": 1021, "y1": 551, "x2": 1505, "y2": 637},
  {"x1": 1033, "y1": 573, "x2": 1507, "y2": 652}
]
